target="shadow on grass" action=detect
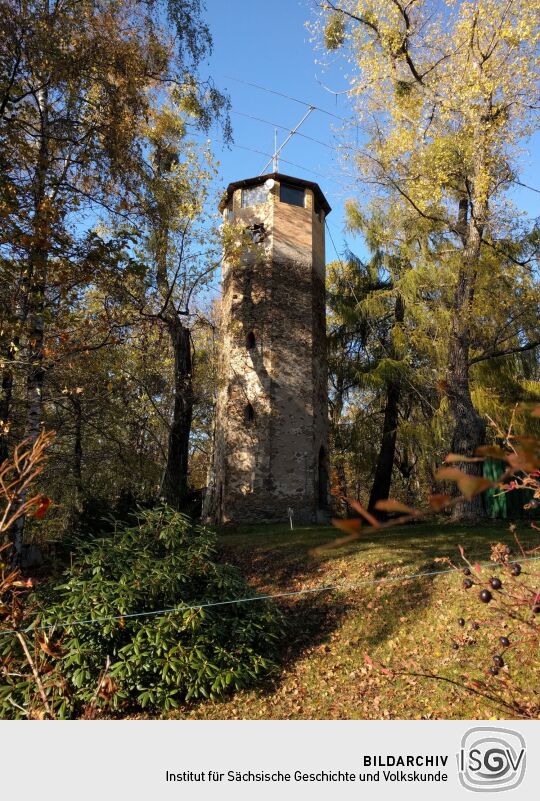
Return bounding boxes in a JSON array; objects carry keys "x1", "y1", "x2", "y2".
[
  {"x1": 218, "y1": 545, "x2": 437, "y2": 692},
  {"x1": 278, "y1": 592, "x2": 350, "y2": 666},
  {"x1": 327, "y1": 521, "x2": 530, "y2": 568},
  {"x1": 217, "y1": 519, "x2": 538, "y2": 689},
  {"x1": 218, "y1": 540, "x2": 351, "y2": 685},
  {"x1": 354, "y1": 563, "x2": 438, "y2": 653}
]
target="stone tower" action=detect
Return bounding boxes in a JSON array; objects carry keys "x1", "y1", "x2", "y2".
[{"x1": 205, "y1": 172, "x2": 330, "y2": 525}]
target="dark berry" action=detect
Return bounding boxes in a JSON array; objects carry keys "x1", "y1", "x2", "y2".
[
  {"x1": 458, "y1": 618, "x2": 465, "y2": 627},
  {"x1": 493, "y1": 654, "x2": 504, "y2": 668},
  {"x1": 490, "y1": 577, "x2": 502, "y2": 590},
  {"x1": 533, "y1": 605, "x2": 540, "y2": 614},
  {"x1": 480, "y1": 589, "x2": 492, "y2": 603},
  {"x1": 452, "y1": 642, "x2": 459, "y2": 650},
  {"x1": 463, "y1": 578, "x2": 473, "y2": 589},
  {"x1": 472, "y1": 622, "x2": 480, "y2": 631},
  {"x1": 505, "y1": 545, "x2": 513, "y2": 555},
  {"x1": 499, "y1": 636, "x2": 510, "y2": 648},
  {"x1": 511, "y1": 564, "x2": 522, "y2": 576},
  {"x1": 463, "y1": 567, "x2": 471, "y2": 576},
  {"x1": 489, "y1": 666, "x2": 499, "y2": 676}
]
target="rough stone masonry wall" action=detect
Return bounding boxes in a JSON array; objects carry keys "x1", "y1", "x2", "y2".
[{"x1": 205, "y1": 181, "x2": 329, "y2": 524}]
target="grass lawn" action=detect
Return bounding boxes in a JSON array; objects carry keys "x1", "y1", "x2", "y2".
[{"x1": 170, "y1": 518, "x2": 540, "y2": 721}]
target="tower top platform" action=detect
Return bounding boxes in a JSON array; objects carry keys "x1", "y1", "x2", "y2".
[{"x1": 219, "y1": 172, "x2": 332, "y2": 216}]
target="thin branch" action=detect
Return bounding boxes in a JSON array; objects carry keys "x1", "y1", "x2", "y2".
[
  {"x1": 470, "y1": 339, "x2": 540, "y2": 366},
  {"x1": 16, "y1": 632, "x2": 54, "y2": 719}
]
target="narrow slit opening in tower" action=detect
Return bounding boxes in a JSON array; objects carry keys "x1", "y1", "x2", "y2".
[
  {"x1": 244, "y1": 403, "x2": 255, "y2": 424},
  {"x1": 318, "y1": 446, "x2": 328, "y2": 508},
  {"x1": 246, "y1": 331, "x2": 256, "y2": 350}
]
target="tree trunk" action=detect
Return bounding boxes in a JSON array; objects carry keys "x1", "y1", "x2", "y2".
[
  {"x1": 330, "y1": 376, "x2": 349, "y2": 516},
  {"x1": 334, "y1": 458, "x2": 349, "y2": 515},
  {"x1": 10, "y1": 81, "x2": 50, "y2": 563},
  {"x1": 368, "y1": 294, "x2": 405, "y2": 515},
  {"x1": 368, "y1": 377, "x2": 401, "y2": 515},
  {"x1": 160, "y1": 320, "x2": 193, "y2": 510},
  {"x1": 446, "y1": 200, "x2": 486, "y2": 519},
  {"x1": 1, "y1": 265, "x2": 27, "y2": 462},
  {"x1": 0, "y1": 357, "x2": 14, "y2": 464},
  {"x1": 24, "y1": 267, "x2": 47, "y2": 445},
  {"x1": 72, "y1": 393, "x2": 84, "y2": 514}
]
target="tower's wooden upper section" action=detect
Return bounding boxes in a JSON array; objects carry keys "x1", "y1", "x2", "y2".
[
  {"x1": 219, "y1": 172, "x2": 331, "y2": 215},
  {"x1": 219, "y1": 172, "x2": 330, "y2": 275}
]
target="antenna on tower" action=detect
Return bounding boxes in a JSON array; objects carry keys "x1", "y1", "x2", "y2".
[{"x1": 260, "y1": 107, "x2": 315, "y2": 175}]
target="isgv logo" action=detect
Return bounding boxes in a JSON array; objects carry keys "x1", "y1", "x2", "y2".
[{"x1": 458, "y1": 727, "x2": 526, "y2": 792}]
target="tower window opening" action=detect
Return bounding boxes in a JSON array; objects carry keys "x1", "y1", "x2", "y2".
[
  {"x1": 247, "y1": 223, "x2": 266, "y2": 243},
  {"x1": 244, "y1": 403, "x2": 255, "y2": 424},
  {"x1": 280, "y1": 183, "x2": 305, "y2": 208},
  {"x1": 246, "y1": 331, "x2": 256, "y2": 350},
  {"x1": 241, "y1": 185, "x2": 268, "y2": 208}
]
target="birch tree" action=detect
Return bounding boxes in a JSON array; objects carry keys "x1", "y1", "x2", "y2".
[{"x1": 0, "y1": 0, "x2": 226, "y2": 557}]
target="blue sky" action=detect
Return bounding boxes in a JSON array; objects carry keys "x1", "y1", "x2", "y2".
[
  {"x1": 195, "y1": 0, "x2": 540, "y2": 270},
  {"x1": 196, "y1": 0, "x2": 360, "y2": 263}
]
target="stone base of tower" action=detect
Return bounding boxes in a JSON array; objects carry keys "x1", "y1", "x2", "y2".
[{"x1": 203, "y1": 481, "x2": 328, "y2": 526}]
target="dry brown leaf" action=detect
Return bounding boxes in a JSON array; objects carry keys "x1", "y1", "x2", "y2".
[
  {"x1": 374, "y1": 499, "x2": 418, "y2": 515},
  {"x1": 347, "y1": 499, "x2": 381, "y2": 528},
  {"x1": 428, "y1": 493, "x2": 453, "y2": 511},
  {"x1": 435, "y1": 467, "x2": 495, "y2": 499}
]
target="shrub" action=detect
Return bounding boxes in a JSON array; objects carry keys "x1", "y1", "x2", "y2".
[{"x1": 1, "y1": 507, "x2": 283, "y2": 718}]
